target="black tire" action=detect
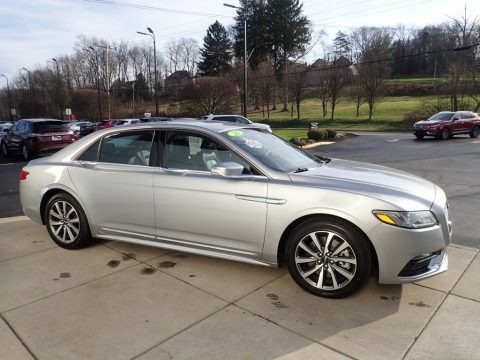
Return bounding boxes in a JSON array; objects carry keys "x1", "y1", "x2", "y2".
[
  {"x1": 470, "y1": 126, "x2": 480, "y2": 138},
  {"x1": 22, "y1": 144, "x2": 31, "y2": 161},
  {"x1": 415, "y1": 134, "x2": 424, "y2": 140},
  {"x1": 440, "y1": 128, "x2": 450, "y2": 140},
  {"x1": 285, "y1": 218, "x2": 372, "y2": 298},
  {"x1": 45, "y1": 193, "x2": 92, "y2": 249},
  {"x1": 1, "y1": 141, "x2": 8, "y2": 157}
]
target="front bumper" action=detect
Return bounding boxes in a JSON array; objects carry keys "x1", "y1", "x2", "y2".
[{"x1": 414, "y1": 128, "x2": 439, "y2": 137}]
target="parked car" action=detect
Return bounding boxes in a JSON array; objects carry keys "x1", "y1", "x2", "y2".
[
  {"x1": 0, "y1": 121, "x2": 13, "y2": 132},
  {"x1": 1, "y1": 119, "x2": 75, "y2": 160},
  {"x1": 202, "y1": 114, "x2": 272, "y2": 132},
  {"x1": 68, "y1": 121, "x2": 94, "y2": 138},
  {"x1": 413, "y1": 111, "x2": 480, "y2": 140},
  {"x1": 114, "y1": 118, "x2": 140, "y2": 126},
  {"x1": 139, "y1": 117, "x2": 171, "y2": 123},
  {"x1": 93, "y1": 119, "x2": 118, "y2": 132},
  {"x1": 19, "y1": 119, "x2": 451, "y2": 298}
]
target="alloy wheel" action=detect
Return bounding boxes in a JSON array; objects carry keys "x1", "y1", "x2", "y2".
[
  {"x1": 294, "y1": 231, "x2": 357, "y2": 290},
  {"x1": 48, "y1": 200, "x2": 81, "y2": 244}
]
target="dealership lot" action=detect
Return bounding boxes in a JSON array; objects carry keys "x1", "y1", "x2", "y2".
[{"x1": 1, "y1": 132, "x2": 480, "y2": 359}]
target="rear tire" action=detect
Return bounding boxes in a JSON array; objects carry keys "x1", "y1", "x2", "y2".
[
  {"x1": 470, "y1": 126, "x2": 480, "y2": 138},
  {"x1": 45, "y1": 193, "x2": 92, "y2": 249},
  {"x1": 285, "y1": 218, "x2": 372, "y2": 298},
  {"x1": 22, "y1": 144, "x2": 31, "y2": 161}
]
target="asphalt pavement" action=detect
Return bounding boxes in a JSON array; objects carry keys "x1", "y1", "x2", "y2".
[{"x1": 1, "y1": 132, "x2": 480, "y2": 359}]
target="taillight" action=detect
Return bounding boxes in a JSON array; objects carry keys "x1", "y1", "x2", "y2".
[{"x1": 19, "y1": 170, "x2": 29, "y2": 180}]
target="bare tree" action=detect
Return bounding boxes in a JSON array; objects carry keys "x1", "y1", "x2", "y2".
[
  {"x1": 350, "y1": 27, "x2": 392, "y2": 120},
  {"x1": 180, "y1": 77, "x2": 236, "y2": 115}
]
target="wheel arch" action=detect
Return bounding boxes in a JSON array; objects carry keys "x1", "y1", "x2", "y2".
[{"x1": 276, "y1": 213, "x2": 379, "y2": 274}]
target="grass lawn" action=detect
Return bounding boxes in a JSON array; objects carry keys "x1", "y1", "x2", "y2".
[{"x1": 249, "y1": 95, "x2": 442, "y2": 131}]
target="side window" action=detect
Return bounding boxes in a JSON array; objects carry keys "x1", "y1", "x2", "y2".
[
  {"x1": 462, "y1": 112, "x2": 473, "y2": 119},
  {"x1": 235, "y1": 116, "x2": 249, "y2": 124},
  {"x1": 164, "y1": 131, "x2": 252, "y2": 173},
  {"x1": 98, "y1": 131, "x2": 154, "y2": 166},
  {"x1": 17, "y1": 121, "x2": 27, "y2": 132},
  {"x1": 77, "y1": 140, "x2": 100, "y2": 162}
]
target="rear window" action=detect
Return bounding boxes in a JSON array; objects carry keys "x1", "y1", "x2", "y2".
[{"x1": 32, "y1": 121, "x2": 69, "y2": 133}]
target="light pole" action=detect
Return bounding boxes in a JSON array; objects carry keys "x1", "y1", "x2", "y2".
[
  {"x1": 20, "y1": 67, "x2": 35, "y2": 99},
  {"x1": 94, "y1": 44, "x2": 113, "y2": 120},
  {"x1": 224, "y1": 3, "x2": 248, "y2": 118},
  {"x1": 84, "y1": 47, "x2": 103, "y2": 121},
  {"x1": 0, "y1": 74, "x2": 13, "y2": 122},
  {"x1": 51, "y1": 58, "x2": 63, "y2": 120},
  {"x1": 137, "y1": 27, "x2": 159, "y2": 116}
]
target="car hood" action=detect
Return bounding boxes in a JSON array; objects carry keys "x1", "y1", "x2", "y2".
[
  {"x1": 414, "y1": 120, "x2": 443, "y2": 125},
  {"x1": 288, "y1": 158, "x2": 437, "y2": 210}
]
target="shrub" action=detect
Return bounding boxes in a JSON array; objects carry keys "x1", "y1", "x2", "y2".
[
  {"x1": 289, "y1": 137, "x2": 301, "y2": 146},
  {"x1": 307, "y1": 129, "x2": 323, "y2": 141},
  {"x1": 308, "y1": 128, "x2": 328, "y2": 141},
  {"x1": 325, "y1": 128, "x2": 337, "y2": 139}
]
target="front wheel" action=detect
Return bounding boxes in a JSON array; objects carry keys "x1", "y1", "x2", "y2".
[
  {"x1": 415, "y1": 134, "x2": 424, "y2": 140},
  {"x1": 285, "y1": 218, "x2": 372, "y2": 298},
  {"x1": 470, "y1": 126, "x2": 480, "y2": 138},
  {"x1": 1, "y1": 141, "x2": 8, "y2": 157},
  {"x1": 45, "y1": 193, "x2": 92, "y2": 249},
  {"x1": 440, "y1": 128, "x2": 450, "y2": 140}
]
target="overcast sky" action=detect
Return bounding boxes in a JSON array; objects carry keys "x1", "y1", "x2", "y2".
[{"x1": 0, "y1": 0, "x2": 479, "y2": 80}]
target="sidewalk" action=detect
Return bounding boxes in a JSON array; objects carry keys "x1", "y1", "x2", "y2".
[{"x1": 1, "y1": 216, "x2": 479, "y2": 360}]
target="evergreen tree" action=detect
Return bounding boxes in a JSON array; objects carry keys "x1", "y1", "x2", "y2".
[{"x1": 198, "y1": 21, "x2": 233, "y2": 76}]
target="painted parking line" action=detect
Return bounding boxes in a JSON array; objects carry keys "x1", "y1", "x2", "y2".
[
  {"x1": 385, "y1": 139, "x2": 400, "y2": 142},
  {"x1": 0, "y1": 215, "x2": 29, "y2": 224},
  {"x1": 0, "y1": 163, "x2": 14, "y2": 166}
]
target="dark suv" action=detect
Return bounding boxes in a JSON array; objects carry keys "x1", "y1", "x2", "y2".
[{"x1": 1, "y1": 119, "x2": 75, "y2": 160}]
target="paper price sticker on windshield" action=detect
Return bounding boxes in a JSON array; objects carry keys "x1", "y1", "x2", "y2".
[{"x1": 227, "y1": 130, "x2": 244, "y2": 137}]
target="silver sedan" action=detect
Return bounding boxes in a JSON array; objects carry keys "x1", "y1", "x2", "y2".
[{"x1": 19, "y1": 120, "x2": 452, "y2": 298}]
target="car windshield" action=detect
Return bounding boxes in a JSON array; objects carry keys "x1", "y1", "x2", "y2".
[
  {"x1": 32, "y1": 121, "x2": 69, "y2": 133},
  {"x1": 220, "y1": 128, "x2": 324, "y2": 173},
  {"x1": 428, "y1": 112, "x2": 454, "y2": 121}
]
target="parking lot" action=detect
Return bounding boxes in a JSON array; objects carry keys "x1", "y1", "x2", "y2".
[{"x1": 1, "y1": 132, "x2": 480, "y2": 359}]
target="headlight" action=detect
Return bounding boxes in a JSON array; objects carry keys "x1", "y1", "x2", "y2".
[{"x1": 373, "y1": 210, "x2": 438, "y2": 229}]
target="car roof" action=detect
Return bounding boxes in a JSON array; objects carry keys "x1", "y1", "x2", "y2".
[{"x1": 20, "y1": 118, "x2": 64, "y2": 122}]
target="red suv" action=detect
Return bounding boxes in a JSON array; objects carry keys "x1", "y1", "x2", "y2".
[
  {"x1": 1, "y1": 119, "x2": 75, "y2": 160},
  {"x1": 414, "y1": 111, "x2": 480, "y2": 140}
]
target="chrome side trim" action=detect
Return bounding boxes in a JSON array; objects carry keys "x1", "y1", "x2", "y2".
[{"x1": 236, "y1": 194, "x2": 286, "y2": 205}]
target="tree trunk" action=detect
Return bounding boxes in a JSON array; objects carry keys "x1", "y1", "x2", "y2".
[{"x1": 282, "y1": 57, "x2": 288, "y2": 112}]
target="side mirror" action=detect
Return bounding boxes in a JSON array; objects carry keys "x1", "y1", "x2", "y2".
[
  {"x1": 211, "y1": 162, "x2": 244, "y2": 177},
  {"x1": 452, "y1": 117, "x2": 460, "y2": 121}
]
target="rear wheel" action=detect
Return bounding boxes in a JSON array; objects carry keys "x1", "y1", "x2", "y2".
[
  {"x1": 22, "y1": 144, "x2": 31, "y2": 161},
  {"x1": 440, "y1": 128, "x2": 450, "y2": 140},
  {"x1": 286, "y1": 218, "x2": 372, "y2": 298},
  {"x1": 45, "y1": 193, "x2": 92, "y2": 249},
  {"x1": 470, "y1": 126, "x2": 480, "y2": 138}
]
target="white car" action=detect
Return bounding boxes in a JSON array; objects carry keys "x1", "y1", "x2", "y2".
[
  {"x1": 114, "y1": 119, "x2": 140, "y2": 126},
  {"x1": 202, "y1": 114, "x2": 272, "y2": 132},
  {"x1": 0, "y1": 122, "x2": 13, "y2": 132}
]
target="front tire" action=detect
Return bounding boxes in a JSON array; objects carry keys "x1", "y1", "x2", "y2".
[
  {"x1": 1, "y1": 141, "x2": 8, "y2": 157},
  {"x1": 45, "y1": 193, "x2": 92, "y2": 249},
  {"x1": 470, "y1": 126, "x2": 480, "y2": 138},
  {"x1": 285, "y1": 218, "x2": 372, "y2": 298},
  {"x1": 440, "y1": 128, "x2": 450, "y2": 140},
  {"x1": 415, "y1": 134, "x2": 424, "y2": 140}
]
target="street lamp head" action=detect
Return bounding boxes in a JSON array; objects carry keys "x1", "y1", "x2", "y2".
[
  {"x1": 137, "y1": 31, "x2": 149, "y2": 36},
  {"x1": 147, "y1": 27, "x2": 154, "y2": 34},
  {"x1": 223, "y1": 3, "x2": 238, "y2": 9},
  {"x1": 88, "y1": 46, "x2": 95, "y2": 51},
  {"x1": 21, "y1": 67, "x2": 28, "y2": 71},
  {"x1": 0, "y1": 73, "x2": 6, "y2": 78},
  {"x1": 52, "y1": 58, "x2": 57, "y2": 62}
]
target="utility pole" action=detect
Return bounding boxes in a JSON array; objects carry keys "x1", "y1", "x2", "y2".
[
  {"x1": 137, "y1": 28, "x2": 159, "y2": 116},
  {"x1": 94, "y1": 44, "x2": 114, "y2": 120},
  {"x1": 51, "y1": 58, "x2": 63, "y2": 120},
  {"x1": 224, "y1": 3, "x2": 248, "y2": 118},
  {"x1": 0, "y1": 74, "x2": 13, "y2": 122}
]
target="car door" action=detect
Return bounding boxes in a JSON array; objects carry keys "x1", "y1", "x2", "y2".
[
  {"x1": 68, "y1": 130, "x2": 157, "y2": 241},
  {"x1": 153, "y1": 130, "x2": 269, "y2": 260}
]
